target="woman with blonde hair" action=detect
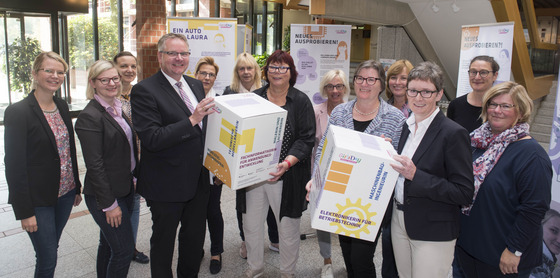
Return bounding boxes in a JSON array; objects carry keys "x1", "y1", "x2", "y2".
[
  {"x1": 312, "y1": 69, "x2": 350, "y2": 277},
  {"x1": 76, "y1": 60, "x2": 138, "y2": 277},
  {"x1": 385, "y1": 59, "x2": 414, "y2": 118},
  {"x1": 224, "y1": 52, "x2": 279, "y2": 261},
  {"x1": 456, "y1": 81, "x2": 551, "y2": 277},
  {"x1": 5, "y1": 51, "x2": 82, "y2": 277},
  {"x1": 223, "y1": 52, "x2": 262, "y2": 95}
]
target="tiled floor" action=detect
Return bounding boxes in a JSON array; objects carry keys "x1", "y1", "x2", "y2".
[{"x1": 0, "y1": 124, "x2": 389, "y2": 277}]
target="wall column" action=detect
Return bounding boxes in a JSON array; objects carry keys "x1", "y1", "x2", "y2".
[{"x1": 136, "y1": 0, "x2": 167, "y2": 81}]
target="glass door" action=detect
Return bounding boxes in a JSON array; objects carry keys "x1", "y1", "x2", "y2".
[{"x1": 0, "y1": 12, "x2": 52, "y2": 107}]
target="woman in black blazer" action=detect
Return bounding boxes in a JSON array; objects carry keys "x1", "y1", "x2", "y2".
[
  {"x1": 75, "y1": 60, "x2": 138, "y2": 277},
  {"x1": 390, "y1": 62, "x2": 474, "y2": 278},
  {"x1": 4, "y1": 51, "x2": 82, "y2": 277}
]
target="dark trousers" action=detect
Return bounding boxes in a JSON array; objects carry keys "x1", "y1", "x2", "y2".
[
  {"x1": 339, "y1": 232, "x2": 381, "y2": 278},
  {"x1": 456, "y1": 245, "x2": 533, "y2": 278},
  {"x1": 237, "y1": 206, "x2": 278, "y2": 243},
  {"x1": 147, "y1": 177, "x2": 210, "y2": 278},
  {"x1": 85, "y1": 192, "x2": 134, "y2": 278},
  {"x1": 207, "y1": 182, "x2": 224, "y2": 256},
  {"x1": 381, "y1": 224, "x2": 399, "y2": 278}
]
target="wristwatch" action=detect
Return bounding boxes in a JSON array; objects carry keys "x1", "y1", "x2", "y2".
[{"x1": 507, "y1": 246, "x2": 522, "y2": 257}]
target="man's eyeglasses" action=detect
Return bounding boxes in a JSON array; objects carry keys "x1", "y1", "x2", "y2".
[
  {"x1": 39, "y1": 68, "x2": 67, "y2": 77},
  {"x1": 96, "y1": 77, "x2": 121, "y2": 85},
  {"x1": 267, "y1": 66, "x2": 290, "y2": 74},
  {"x1": 324, "y1": 84, "x2": 345, "y2": 91},
  {"x1": 488, "y1": 102, "x2": 515, "y2": 111},
  {"x1": 468, "y1": 70, "x2": 494, "y2": 78},
  {"x1": 406, "y1": 89, "x2": 438, "y2": 98},
  {"x1": 160, "y1": 51, "x2": 191, "y2": 58},
  {"x1": 197, "y1": 72, "x2": 216, "y2": 78},
  {"x1": 354, "y1": 76, "x2": 380, "y2": 85}
]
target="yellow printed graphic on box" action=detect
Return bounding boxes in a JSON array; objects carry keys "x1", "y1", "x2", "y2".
[
  {"x1": 219, "y1": 118, "x2": 255, "y2": 154},
  {"x1": 309, "y1": 125, "x2": 400, "y2": 242},
  {"x1": 204, "y1": 93, "x2": 287, "y2": 190},
  {"x1": 317, "y1": 198, "x2": 377, "y2": 238}
]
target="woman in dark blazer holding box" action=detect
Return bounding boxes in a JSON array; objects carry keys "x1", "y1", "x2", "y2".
[
  {"x1": 5, "y1": 51, "x2": 82, "y2": 278},
  {"x1": 75, "y1": 60, "x2": 138, "y2": 277},
  {"x1": 390, "y1": 61, "x2": 474, "y2": 278}
]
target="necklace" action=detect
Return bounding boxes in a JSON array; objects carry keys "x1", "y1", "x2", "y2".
[
  {"x1": 42, "y1": 106, "x2": 58, "y2": 113},
  {"x1": 353, "y1": 103, "x2": 379, "y2": 116}
]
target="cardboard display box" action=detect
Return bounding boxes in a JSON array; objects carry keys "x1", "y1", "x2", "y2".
[
  {"x1": 203, "y1": 93, "x2": 287, "y2": 190},
  {"x1": 309, "y1": 125, "x2": 400, "y2": 242}
]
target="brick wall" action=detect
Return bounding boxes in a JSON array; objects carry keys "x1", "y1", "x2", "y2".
[{"x1": 136, "y1": 0, "x2": 167, "y2": 81}]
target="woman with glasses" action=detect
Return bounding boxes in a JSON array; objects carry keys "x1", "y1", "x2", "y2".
[
  {"x1": 311, "y1": 69, "x2": 350, "y2": 278},
  {"x1": 455, "y1": 81, "x2": 551, "y2": 278},
  {"x1": 308, "y1": 60, "x2": 406, "y2": 277},
  {"x1": 239, "y1": 50, "x2": 315, "y2": 277},
  {"x1": 5, "y1": 51, "x2": 82, "y2": 278},
  {"x1": 75, "y1": 60, "x2": 138, "y2": 277},
  {"x1": 223, "y1": 52, "x2": 280, "y2": 261},
  {"x1": 194, "y1": 56, "x2": 224, "y2": 274},
  {"x1": 389, "y1": 61, "x2": 474, "y2": 278},
  {"x1": 113, "y1": 51, "x2": 150, "y2": 266},
  {"x1": 447, "y1": 55, "x2": 499, "y2": 133}
]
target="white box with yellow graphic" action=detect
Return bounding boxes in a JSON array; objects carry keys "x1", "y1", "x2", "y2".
[
  {"x1": 203, "y1": 93, "x2": 287, "y2": 190},
  {"x1": 309, "y1": 125, "x2": 399, "y2": 242}
]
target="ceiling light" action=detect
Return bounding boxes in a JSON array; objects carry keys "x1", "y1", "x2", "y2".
[
  {"x1": 452, "y1": 1, "x2": 460, "y2": 13},
  {"x1": 431, "y1": 1, "x2": 440, "y2": 13}
]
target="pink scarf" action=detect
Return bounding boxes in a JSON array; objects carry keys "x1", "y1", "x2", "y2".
[{"x1": 462, "y1": 122, "x2": 529, "y2": 215}]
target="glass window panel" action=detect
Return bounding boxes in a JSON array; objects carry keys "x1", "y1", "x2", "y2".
[
  {"x1": 5, "y1": 15, "x2": 49, "y2": 103},
  {"x1": 97, "y1": 0, "x2": 119, "y2": 61},
  {"x1": 236, "y1": 0, "x2": 249, "y2": 24},
  {"x1": 67, "y1": 12, "x2": 94, "y2": 102},
  {"x1": 221, "y1": 0, "x2": 231, "y2": 18},
  {"x1": 199, "y1": 0, "x2": 211, "y2": 17},
  {"x1": 177, "y1": 0, "x2": 195, "y2": 17},
  {"x1": 123, "y1": 0, "x2": 137, "y2": 54},
  {"x1": 0, "y1": 15, "x2": 8, "y2": 106},
  {"x1": 24, "y1": 16, "x2": 52, "y2": 51},
  {"x1": 266, "y1": 2, "x2": 274, "y2": 54}
]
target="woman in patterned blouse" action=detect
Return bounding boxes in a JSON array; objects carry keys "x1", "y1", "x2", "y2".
[{"x1": 4, "y1": 51, "x2": 82, "y2": 277}]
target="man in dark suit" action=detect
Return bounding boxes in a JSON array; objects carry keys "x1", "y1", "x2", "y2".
[
  {"x1": 131, "y1": 33, "x2": 215, "y2": 277},
  {"x1": 389, "y1": 62, "x2": 474, "y2": 278}
]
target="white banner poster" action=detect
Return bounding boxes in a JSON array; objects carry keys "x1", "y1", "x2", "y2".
[
  {"x1": 456, "y1": 22, "x2": 514, "y2": 98},
  {"x1": 168, "y1": 17, "x2": 237, "y2": 95},
  {"x1": 548, "y1": 74, "x2": 560, "y2": 278},
  {"x1": 290, "y1": 24, "x2": 352, "y2": 104}
]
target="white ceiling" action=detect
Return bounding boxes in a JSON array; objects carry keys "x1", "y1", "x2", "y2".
[{"x1": 395, "y1": 0, "x2": 497, "y2": 87}]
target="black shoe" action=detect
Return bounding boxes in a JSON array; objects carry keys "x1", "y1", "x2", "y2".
[
  {"x1": 209, "y1": 254, "x2": 222, "y2": 274},
  {"x1": 132, "y1": 250, "x2": 150, "y2": 264}
]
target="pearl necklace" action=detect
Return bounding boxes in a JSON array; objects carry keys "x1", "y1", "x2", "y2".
[{"x1": 353, "y1": 104, "x2": 379, "y2": 116}]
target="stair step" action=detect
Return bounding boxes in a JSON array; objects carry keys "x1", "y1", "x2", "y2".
[
  {"x1": 541, "y1": 101, "x2": 556, "y2": 109},
  {"x1": 537, "y1": 107, "x2": 555, "y2": 116},
  {"x1": 531, "y1": 131, "x2": 552, "y2": 143},
  {"x1": 534, "y1": 116, "x2": 554, "y2": 125},
  {"x1": 531, "y1": 123, "x2": 553, "y2": 134}
]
